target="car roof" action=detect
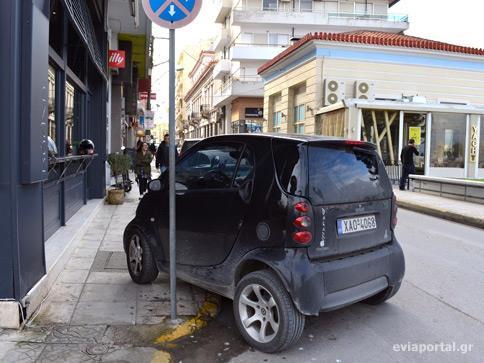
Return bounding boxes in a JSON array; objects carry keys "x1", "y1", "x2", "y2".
[{"x1": 202, "y1": 133, "x2": 355, "y2": 143}]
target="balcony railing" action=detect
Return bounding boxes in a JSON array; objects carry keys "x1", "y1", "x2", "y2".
[{"x1": 328, "y1": 12, "x2": 408, "y2": 22}]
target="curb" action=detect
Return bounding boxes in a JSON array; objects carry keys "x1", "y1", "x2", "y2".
[
  {"x1": 397, "y1": 200, "x2": 484, "y2": 230},
  {"x1": 154, "y1": 294, "x2": 222, "y2": 345}
]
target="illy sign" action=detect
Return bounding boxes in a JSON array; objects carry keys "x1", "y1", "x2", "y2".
[{"x1": 108, "y1": 50, "x2": 126, "y2": 68}]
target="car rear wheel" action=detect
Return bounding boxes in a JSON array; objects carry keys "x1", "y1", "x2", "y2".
[
  {"x1": 126, "y1": 226, "x2": 158, "y2": 284},
  {"x1": 233, "y1": 270, "x2": 305, "y2": 353}
]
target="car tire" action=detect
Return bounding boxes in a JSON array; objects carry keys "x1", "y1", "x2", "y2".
[
  {"x1": 362, "y1": 282, "x2": 401, "y2": 305},
  {"x1": 233, "y1": 270, "x2": 305, "y2": 353},
  {"x1": 125, "y1": 225, "x2": 158, "y2": 284}
]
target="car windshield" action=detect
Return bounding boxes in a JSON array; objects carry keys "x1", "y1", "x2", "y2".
[{"x1": 308, "y1": 144, "x2": 392, "y2": 205}]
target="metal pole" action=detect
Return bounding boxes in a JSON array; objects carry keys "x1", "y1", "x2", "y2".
[{"x1": 168, "y1": 28, "x2": 177, "y2": 321}]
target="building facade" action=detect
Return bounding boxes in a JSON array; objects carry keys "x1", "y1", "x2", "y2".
[
  {"x1": 211, "y1": 0, "x2": 408, "y2": 134},
  {"x1": 258, "y1": 31, "x2": 484, "y2": 179},
  {"x1": 0, "y1": 0, "x2": 152, "y2": 328},
  {"x1": 184, "y1": 52, "x2": 220, "y2": 138}
]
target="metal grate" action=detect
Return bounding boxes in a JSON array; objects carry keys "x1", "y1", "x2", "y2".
[{"x1": 63, "y1": 0, "x2": 107, "y2": 79}]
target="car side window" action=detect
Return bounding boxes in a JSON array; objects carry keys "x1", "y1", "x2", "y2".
[
  {"x1": 234, "y1": 147, "x2": 255, "y2": 187},
  {"x1": 176, "y1": 144, "x2": 242, "y2": 190}
]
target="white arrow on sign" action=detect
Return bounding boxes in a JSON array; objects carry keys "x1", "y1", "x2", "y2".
[{"x1": 169, "y1": 4, "x2": 176, "y2": 16}]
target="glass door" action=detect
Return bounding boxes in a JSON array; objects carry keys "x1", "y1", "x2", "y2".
[{"x1": 403, "y1": 113, "x2": 427, "y2": 174}]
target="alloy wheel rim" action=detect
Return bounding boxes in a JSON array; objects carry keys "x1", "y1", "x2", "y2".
[
  {"x1": 128, "y1": 234, "x2": 143, "y2": 276},
  {"x1": 238, "y1": 283, "x2": 280, "y2": 343}
]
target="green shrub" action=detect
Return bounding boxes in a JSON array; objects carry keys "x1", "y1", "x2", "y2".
[{"x1": 107, "y1": 153, "x2": 131, "y2": 188}]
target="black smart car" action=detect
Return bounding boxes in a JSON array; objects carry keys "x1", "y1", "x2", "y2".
[{"x1": 124, "y1": 134, "x2": 405, "y2": 352}]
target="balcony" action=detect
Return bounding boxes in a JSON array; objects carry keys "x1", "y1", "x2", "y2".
[
  {"x1": 213, "y1": 76, "x2": 264, "y2": 106},
  {"x1": 214, "y1": 0, "x2": 233, "y2": 23},
  {"x1": 213, "y1": 59, "x2": 232, "y2": 80},
  {"x1": 212, "y1": 28, "x2": 231, "y2": 52},
  {"x1": 232, "y1": 1, "x2": 408, "y2": 32}
]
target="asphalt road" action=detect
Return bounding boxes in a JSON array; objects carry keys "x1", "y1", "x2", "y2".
[{"x1": 170, "y1": 210, "x2": 484, "y2": 363}]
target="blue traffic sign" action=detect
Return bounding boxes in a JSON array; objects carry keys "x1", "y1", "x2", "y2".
[{"x1": 142, "y1": 0, "x2": 202, "y2": 29}]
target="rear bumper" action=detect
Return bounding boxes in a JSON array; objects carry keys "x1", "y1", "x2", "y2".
[{"x1": 283, "y1": 239, "x2": 405, "y2": 315}]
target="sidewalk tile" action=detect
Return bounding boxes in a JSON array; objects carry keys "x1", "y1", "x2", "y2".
[
  {"x1": 37, "y1": 343, "x2": 114, "y2": 362},
  {"x1": 137, "y1": 300, "x2": 197, "y2": 318},
  {"x1": 64, "y1": 257, "x2": 95, "y2": 271},
  {"x1": 71, "y1": 301, "x2": 135, "y2": 325},
  {"x1": 71, "y1": 247, "x2": 98, "y2": 259},
  {"x1": 86, "y1": 272, "x2": 132, "y2": 285},
  {"x1": 48, "y1": 283, "x2": 84, "y2": 302},
  {"x1": 137, "y1": 281, "x2": 193, "y2": 302},
  {"x1": 79, "y1": 283, "x2": 137, "y2": 302},
  {"x1": 76, "y1": 239, "x2": 102, "y2": 249},
  {"x1": 35, "y1": 301, "x2": 77, "y2": 325},
  {"x1": 99, "y1": 240, "x2": 124, "y2": 252},
  {"x1": 0, "y1": 342, "x2": 45, "y2": 363},
  {"x1": 0, "y1": 327, "x2": 51, "y2": 343},
  {"x1": 56, "y1": 269, "x2": 90, "y2": 284},
  {"x1": 45, "y1": 325, "x2": 107, "y2": 344}
]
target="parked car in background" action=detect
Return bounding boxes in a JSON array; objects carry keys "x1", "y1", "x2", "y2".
[
  {"x1": 179, "y1": 138, "x2": 202, "y2": 156},
  {"x1": 124, "y1": 134, "x2": 405, "y2": 353}
]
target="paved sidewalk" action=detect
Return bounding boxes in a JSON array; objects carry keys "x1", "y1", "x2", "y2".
[
  {"x1": 0, "y1": 187, "x2": 209, "y2": 362},
  {"x1": 394, "y1": 189, "x2": 484, "y2": 229}
]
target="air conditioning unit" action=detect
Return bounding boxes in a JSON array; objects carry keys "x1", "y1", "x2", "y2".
[
  {"x1": 355, "y1": 81, "x2": 375, "y2": 100},
  {"x1": 324, "y1": 79, "x2": 345, "y2": 106}
]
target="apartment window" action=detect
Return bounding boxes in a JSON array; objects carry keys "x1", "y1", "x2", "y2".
[
  {"x1": 268, "y1": 33, "x2": 290, "y2": 46},
  {"x1": 300, "y1": 0, "x2": 312, "y2": 12},
  {"x1": 241, "y1": 33, "x2": 253, "y2": 45},
  {"x1": 324, "y1": 1, "x2": 338, "y2": 14},
  {"x1": 263, "y1": 0, "x2": 278, "y2": 11},
  {"x1": 355, "y1": 2, "x2": 373, "y2": 14},
  {"x1": 273, "y1": 111, "x2": 282, "y2": 132},
  {"x1": 294, "y1": 104, "x2": 305, "y2": 134}
]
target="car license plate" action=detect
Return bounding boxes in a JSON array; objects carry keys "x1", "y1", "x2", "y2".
[{"x1": 337, "y1": 215, "x2": 377, "y2": 235}]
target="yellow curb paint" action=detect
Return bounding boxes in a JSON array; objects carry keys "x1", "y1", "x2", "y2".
[
  {"x1": 154, "y1": 298, "x2": 219, "y2": 345},
  {"x1": 151, "y1": 350, "x2": 171, "y2": 363}
]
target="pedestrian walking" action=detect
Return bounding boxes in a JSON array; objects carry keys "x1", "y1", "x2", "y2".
[
  {"x1": 148, "y1": 138, "x2": 157, "y2": 154},
  {"x1": 135, "y1": 142, "x2": 153, "y2": 199},
  {"x1": 155, "y1": 134, "x2": 178, "y2": 174},
  {"x1": 399, "y1": 138, "x2": 420, "y2": 190}
]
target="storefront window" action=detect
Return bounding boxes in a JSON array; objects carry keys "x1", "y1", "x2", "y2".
[
  {"x1": 361, "y1": 110, "x2": 399, "y2": 165},
  {"x1": 65, "y1": 81, "x2": 82, "y2": 155},
  {"x1": 430, "y1": 113, "x2": 466, "y2": 168},
  {"x1": 479, "y1": 120, "x2": 484, "y2": 168},
  {"x1": 48, "y1": 67, "x2": 56, "y2": 146}
]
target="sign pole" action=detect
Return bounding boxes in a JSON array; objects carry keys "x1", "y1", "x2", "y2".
[
  {"x1": 168, "y1": 27, "x2": 177, "y2": 321},
  {"x1": 141, "y1": 0, "x2": 202, "y2": 324}
]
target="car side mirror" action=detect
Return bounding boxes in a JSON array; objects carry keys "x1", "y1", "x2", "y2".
[{"x1": 149, "y1": 179, "x2": 163, "y2": 192}]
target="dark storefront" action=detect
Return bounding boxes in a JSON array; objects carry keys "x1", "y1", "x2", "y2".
[{"x1": 0, "y1": 0, "x2": 107, "y2": 304}]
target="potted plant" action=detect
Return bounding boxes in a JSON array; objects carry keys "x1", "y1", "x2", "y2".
[{"x1": 107, "y1": 153, "x2": 131, "y2": 205}]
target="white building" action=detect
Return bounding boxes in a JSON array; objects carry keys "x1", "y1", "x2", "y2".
[{"x1": 211, "y1": 0, "x2": 408, "y2": 133}]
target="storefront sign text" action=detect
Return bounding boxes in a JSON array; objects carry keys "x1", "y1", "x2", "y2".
[
  {"x1": 470, "y1": 125, "x2": 478, "y2": 162},
  {"x1": 108, "y1": 50, "x2": 126, "y2": 68}
]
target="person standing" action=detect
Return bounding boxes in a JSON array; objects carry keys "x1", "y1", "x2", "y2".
[
  {"x1": 156, "y1": 134, "x2": 178, "y2": 173},
  {"x1": 135, "y1": 142, "x2": 153, "y2": 198},
  {"x1": 399, "y1": 139, "x2": 420, "y2": 190}
]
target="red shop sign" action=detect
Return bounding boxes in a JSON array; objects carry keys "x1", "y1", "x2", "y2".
[{"x1": 108, "y1": 50, "x2": 126, "y2": 68}]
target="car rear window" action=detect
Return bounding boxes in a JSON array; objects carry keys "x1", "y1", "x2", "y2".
[
  {"x1": 308, "y1": 144, "x2": 392, "y2": 205},
  {"x1": 272, "y1": 140, "x2": 304, "y2": 196}
]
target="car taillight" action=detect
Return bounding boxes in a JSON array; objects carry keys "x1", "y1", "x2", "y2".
[
  {"x1": 294, "y1": 216, "x2": 311, "y2": 228},
  {"x1": 291, "y1": 201, "x2": 313, "y2": 245},
  {"x1": 294, "y1": 202, "x2": 309, "y2": 213},
  {"x1": 292, "y1": 231, "x2": 312, "y2": 244},
  {"x1": 391, "y1": 194, "x2": 398, "y2": 230}
]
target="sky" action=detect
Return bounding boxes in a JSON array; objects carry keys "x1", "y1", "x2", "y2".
[{"x1": 149, "y1": 0, "x2": 484, "y2": 124}]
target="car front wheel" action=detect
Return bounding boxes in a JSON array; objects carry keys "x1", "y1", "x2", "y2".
[
  {"x1": 233, "y1": 270, "x2": 305, "y2": 353},
  {"x1": 125, "y1": 226, "x2": 158, "y2": 284}
]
